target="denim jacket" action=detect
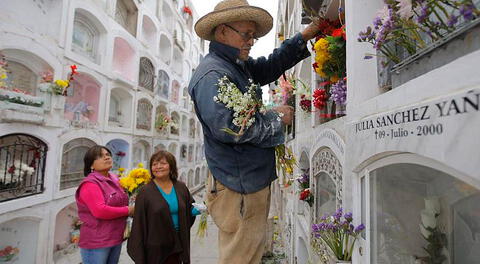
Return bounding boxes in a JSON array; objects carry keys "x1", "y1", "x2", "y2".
[{"x1": 188, "y1": 33, "x2": 310, "y2": 194}]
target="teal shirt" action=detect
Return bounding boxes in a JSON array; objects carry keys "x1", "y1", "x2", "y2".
[{"x1": 157, "y1": 185, "x2": 201, "y2": 231}]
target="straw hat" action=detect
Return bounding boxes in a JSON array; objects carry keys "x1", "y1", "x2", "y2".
[{"x1": 195, "y1": 0, "x2": 273, "y2": 41}]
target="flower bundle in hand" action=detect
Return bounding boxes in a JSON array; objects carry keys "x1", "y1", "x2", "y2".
[
  {"x1": 214, "y1": 76, "x2": 297, "y2": 179},
  {"x1": 213, "y1": 76, "x2": 265, "y2": 136},
  {"x1": 193, "y1": 202, "x2": 208, "y2": 239},
  {"x1": 119, "y1": 163, "x2": 151, "y2": 194},
  {"x1": 275, "y1": 144, "x2": 296, "y2": 179},
  {"x1": 119, "y1": 163, "x2": 151, "y2": 239}
]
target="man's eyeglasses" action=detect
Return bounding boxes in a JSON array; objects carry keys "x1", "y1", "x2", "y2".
[{"x1": 223, "y1": 24, "x2": 258, "y2": 43}]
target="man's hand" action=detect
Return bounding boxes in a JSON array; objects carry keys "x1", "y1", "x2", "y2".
[
  {"x1": 301, "y1": 17, "x2": 321, "y2": 41},
  {"x1": 274, "y1": 105, "x2": 294, "y2": 125}
]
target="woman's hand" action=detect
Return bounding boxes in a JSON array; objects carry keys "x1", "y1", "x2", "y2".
[
  {"x1": 192, "y1": 203, "x2": 207, "y2": 213},
  {"x1": 128, "y1": 205, "x2": 135, "y2": 216}
]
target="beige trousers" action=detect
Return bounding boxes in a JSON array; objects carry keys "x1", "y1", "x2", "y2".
[{"x1": 206, "y1": 175, "x2": 271, "y2": 264}]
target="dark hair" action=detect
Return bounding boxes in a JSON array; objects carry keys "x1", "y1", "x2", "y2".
[
  {"x1": 83, "y1": 145, "x2": 112, "y2": 176},
  {"x1": 149, "y1": 150, "x2": 178, "y2": 182}
]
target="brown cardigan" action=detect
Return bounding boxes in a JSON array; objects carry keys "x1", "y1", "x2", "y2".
[{"x1": 127, "y1": 180, "x2": 196, "y2": 264}]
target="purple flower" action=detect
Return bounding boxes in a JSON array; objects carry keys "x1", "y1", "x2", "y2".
[
  {"x1": 373, "y1": 17, "x2": 382, "y2": 29},
  {"x1": 460, "y1": 4, "x2": 476, "y2": 21},
  {"x1": 416, "y1": 5, "x2": 428, "y2": 23},
  {"x1": 355, "y1": 223, "x2": 366, "y2": 233},
  {"x1": 447, "y1": 15, "x2": 458, "y2": 27},
  {"x1": 364, "y1": 55, "x2": 374, "y2": 60},
  {"x1": 297, "y1": 169, "x2": 310, "y2": 187},
  {"x1": 334, "y1": 208, "x2": 343, "y2": 220},
  {"x1": 344, "y1": 212, "x2": 353, "y2": 221},
  {"x1": 373, "y1": 8, "x2": 396, "y2": 50},
  {"x1": 330, "y1": 79, "x2": 347, "y2": 105},
  {"x1": 358, "y1": 26, "x2": 375, "y2": 42}
]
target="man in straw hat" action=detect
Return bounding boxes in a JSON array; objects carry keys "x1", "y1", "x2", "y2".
[{"x1": 188, "y1": 0, "x2": 320, "y2": 263}]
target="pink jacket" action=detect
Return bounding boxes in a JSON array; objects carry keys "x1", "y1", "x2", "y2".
[{"x1": 75, "y1": 171, "x2": 129, "y2": 249}]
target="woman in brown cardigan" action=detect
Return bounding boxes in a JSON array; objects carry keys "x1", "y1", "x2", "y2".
[{"x1": 127, "y1": 151, "x2": 200, "y2": 263}]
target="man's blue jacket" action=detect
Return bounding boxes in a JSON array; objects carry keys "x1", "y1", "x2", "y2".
[{"x1": 188, "y1": 33, "x2": 310, "y2": 194}]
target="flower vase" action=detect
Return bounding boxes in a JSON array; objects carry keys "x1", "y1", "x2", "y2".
[
  {"x1": 335, "y1": 103, "x2": 346, "y2": 117},
  {"x1": 51, "y1": 95, "x2": 65, "y2": 110}
]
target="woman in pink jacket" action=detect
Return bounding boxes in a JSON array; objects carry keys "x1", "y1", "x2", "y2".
[{"x1": 75, "y1": 145, "x2": 134, "y2": 264}]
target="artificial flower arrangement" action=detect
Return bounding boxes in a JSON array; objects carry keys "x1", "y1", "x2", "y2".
[
  {"x1": 358, "y1": 0, "x2": 479, "y2": 64},
  {"x1": 311, "y1": 208, "x2": 365, "y2": 262},
  {"x1": 0, "y1": 246, "x2": 19, "y2": 262},
  {"x1": 119, "y1": 163, "x2": 151, "y2": 238},
  {"x1": 299, "y1": 188, "x2": 314, "y2": 207},
  {"x1": 39, "y1": 65, "x2": 78, "y2": 96},
  {"x1": 417, "y1": 197, "x2": 448, "y2": 263},
  {"x1": 297, "y1": 169, "x2": 314, "y2": 207},
  {"x1": 330, "y1": 77, "x2": 347, "y2": 116},
  {"x1": 312, "y1": 18, "x2": 346, "y2": 83},
  {"x1": 155, "y1": 112, "x2": 176, "y2": 132},
  {"x1": 0, "y1": 160, "x2": 35, "y2": 188},
  {"x1": 213, "y1": 76, "x2": 297, "y2": 180},
  {"x1": 312, "y1": 88, "x2": 329, "y2": 111},
  {"x1": 0, "y1": 53, "x2": 45, "y2": 107},
  {"x1": 285, "y1": 74, "x2": 312, "y2": 114},
  {"x1": 0, "y1": 87, "x2": 44, "y2": 107}
]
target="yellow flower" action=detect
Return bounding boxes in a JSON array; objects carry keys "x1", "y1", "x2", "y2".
[
  {"x1": 273, "y1": 216, "x2": 279, "y2": 220},
  {"x1": 136, "y1": 177, "x2": 145, "y2": 185},
  {"x1": 119, "y1": 176, "x2": 132, "y2": 189},
  {"x1": 138, "y1": 163, "x2": 144, "y2": 168},
  {"x1": 0, "y1": 73, "x2": 7, "y2": 80},
  {"x1": 286, "y1": 167, "x2": 293, "y2": 175},
  {"x1": 330, "y1": 76, "x2": 340, "y2": 83},
  {"x1": 128, "y1": 182, "x2": 138, "y2": 193},
  {"x1": 315, "y1": 50, "x2": 329, "y2": 63},
  {"x1": 314, "y1": 38, "x2": 329, "y2": 52},
  {"x1": 55, "y1": 79, "x2": 69, "y2": 88},
  {"x1": 119, "y1": 168, "x2": 125, "y2": 172}
]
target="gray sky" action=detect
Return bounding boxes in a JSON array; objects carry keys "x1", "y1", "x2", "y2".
[{"x1": 191, "y1": 0, "x2": 279, "y2": 58}]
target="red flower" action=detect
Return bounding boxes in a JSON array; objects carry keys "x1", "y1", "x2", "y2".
[
  {"x1": 299, "y1": 98, "x2": 312, "y2": 112},
  {"x1": 116, "y1": 151, "x2": 126, "y2": 157},
  {"x1": 70, "y1": 65, "x2": 78, "y2": 77},
  {"x1": 312, "y1": 89, "x2": 329, "y2": 110},
  {"x1": 332, "y1": 28, "x2": 343, "y2": 38},
  {"x1": 182, "y1": 6, "x2": 192, "y2": 16},
  {"x1": 7, "y1": 165, "x2": 15, "y2": 174},
  {"x1": 299, "y1": 189, "x2": 311, "y2": 200},
  {"x1": 316, "y1": 18, "x2": 342, "y2": 37}
]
